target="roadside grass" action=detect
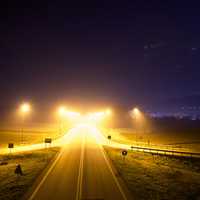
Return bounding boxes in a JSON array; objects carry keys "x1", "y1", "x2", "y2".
[
  {"x1": 0, "y1": 147, "x2": 60, "y2": 200},
  {"x1": 105, "y1": 146, "x2": 200, "y2": 200},
  {"x1": 0, "y1": 123, "x2": 70, "y2": 148},
  {"x1": 103, "y1": 128, "x2": 200, "y2": 152},
  {"x1": 0, "y1": 131, "x2": 58, "y2": 148}
]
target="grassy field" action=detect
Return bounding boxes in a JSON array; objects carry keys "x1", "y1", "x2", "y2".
[
  {"x1": 0, "y1": 147, "x2": 60, "y2": 200},
  {"x1": 103, "y1": 128, "x2": 200, "y2": 152},
  {"x1": 0, "y1": 123, "x2": 70, "y2": 148},
  {"x1": 105, "y1": 146, "x2": 200, "y2": 200}
]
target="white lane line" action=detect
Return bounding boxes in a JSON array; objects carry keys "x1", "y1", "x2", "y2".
[
  {"x1": 28, "y1": 149, "x2": 64, "y2": 200},
  {"x1": 98, "y1": 143, "x2": 128, "y2": 200},
  {"x1": 28, "y1": 130, "x2": 78, "y2": 200},
  {"x1": 76, "y1": 132, "x2": 85, "y2": 200}
]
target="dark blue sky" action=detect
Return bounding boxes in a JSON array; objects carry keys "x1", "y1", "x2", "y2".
[{"x1": 1, "y1": 0, "x2": 200, "y2": 111}]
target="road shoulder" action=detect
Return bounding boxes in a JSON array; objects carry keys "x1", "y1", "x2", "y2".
[{"x1": 22, "y1": 147, "x2": 63, "y2": 200}]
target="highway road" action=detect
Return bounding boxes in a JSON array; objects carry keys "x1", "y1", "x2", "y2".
[{"x1": 28, "y1": 125, "x2": 131, "y2": 200}]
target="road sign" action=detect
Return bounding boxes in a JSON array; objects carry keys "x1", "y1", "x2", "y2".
[
  {"x1": 122, "y1": 150, "x2": 128, "y2": 156},
  {"x1": 44, "y1": 138, "x2": 52, "y2": 144},
  {"x1": 8, "y1": 143, "x2": 14, "y2": 148},
  {"x1": 107, "y1": 135, "x2": 111, "y2": 140}
]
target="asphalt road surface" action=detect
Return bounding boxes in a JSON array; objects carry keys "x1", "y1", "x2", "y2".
[{"x1": 28, "y1": 125, "x2": 131, "y2": 200}]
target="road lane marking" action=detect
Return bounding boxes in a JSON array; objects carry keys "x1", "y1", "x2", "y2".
[
  {"x1": 27, "y1": 130, "x2": 78, "y2": 200},
  {"x1": 98, "y1": 143, "x2": 128, "y2": 200},
  {"x1": 28, "y1": 149, "x2": 64, "y2": 200},
  {"x1": 76, "y1": 132, "x2": 85, "y2": 200},
  {"x1": 89, "y1": 128, "x2": 128, "y2": 200}
]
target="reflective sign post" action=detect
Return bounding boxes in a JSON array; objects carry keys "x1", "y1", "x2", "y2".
[
  {"x1": 8, "y1": 143, "x2": 14, "y2": 154},
  {"x1": 44, "y1": 138, "x2": 52, "y2": 148},
  {"x1": 121, "y1": 150, "x2": 128, "y2": 162}
]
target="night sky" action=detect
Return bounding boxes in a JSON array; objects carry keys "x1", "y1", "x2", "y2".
[{"x1": 1, "y1": 1, "x2": 200, "y2": 113}]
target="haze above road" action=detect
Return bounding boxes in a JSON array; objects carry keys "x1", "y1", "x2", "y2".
[{"x1": 28, "y1": 124, "x2": 130, "y2": 200}]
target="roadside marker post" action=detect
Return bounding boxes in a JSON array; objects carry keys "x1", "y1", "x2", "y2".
[
  {"x1": 147, "y1": 139, "x2": 151, "y2": 148},
  {"x1": 44, "y1": 138, "x2": 52, "y2": 161},
  {"x1": 107, "y1": 135, "x2": 112, "y2": 145},
  {"x1": 44, "y1": 138, "x2": 52, "y2": 148},
  {"x1": 121, "y1": 150, "x2": 128, "y2": 162},
  {"x1": 8, "y1": 143, "x2": 14, "y2": 154}
]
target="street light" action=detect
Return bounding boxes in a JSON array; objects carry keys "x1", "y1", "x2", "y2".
[
  {"x1": 20, "y1": 103, "x2": 30, "y2": 113},
  {"x1": 133, "y1": 107, "x2": 140, "y2": 117},
  {"x1": 105, "y1": 108, "x2": 112, "y2": 116},
  {"x1": 130, "y1": 107, "x2": 142, "y2": 145},
  {"x1": 19, "y1": 102, "x2": 31, "y2": 145},
  {"x1": 58, "y1": 106, "x2": 67, "y2": 117},
  {"x1": 57, "y1": 106, "x2": 67, "y2": 135}
]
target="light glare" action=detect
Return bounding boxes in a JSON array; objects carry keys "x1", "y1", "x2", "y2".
[
  {"x1": 20, "y1": 103, "x2": 31, "y2": 113},
  {"x1": 58, "y1": 106, "x2": 67, "y2": 117}
]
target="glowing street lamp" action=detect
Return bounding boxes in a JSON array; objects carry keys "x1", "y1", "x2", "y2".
[
  {"x1": 20, "y1": 103, "x2": 31, "y2": 114},
  {"x1": 19, "y1": 102, "x2": 31, "y2": 145},
  {"x1": 130, "y1": 107, "x2": 146, "y2": 145},
  {"x1": 105, "y1": 108, "x2": 112, "y2": 116},
  {"x1": 133, "y1": 107, "x2": 139, "y2": 114},
  {"x1": 58, "y1": 106, "x2": 67, "y2": 117},
  {"x1": 131, "y1": 107, "x2": 141, "y2": 119},
  {"x1": 57, "y1": 106, "x2": 67, "y2": 135}
]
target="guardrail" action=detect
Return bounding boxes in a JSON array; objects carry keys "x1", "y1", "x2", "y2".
[{"x1": 129, "y1": 145, "x2": 200, "y2": 158}]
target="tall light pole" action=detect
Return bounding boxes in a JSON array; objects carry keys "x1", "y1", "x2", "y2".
[
  {"x1": 131, "y1": 107, "x2": 142, "y2": 145},
  {"x1": 57, "y1": 106, "x2": 66, "y2": 136},
  {"x1": 19, "y1": 103, "x2": 31, "y2": 145}
]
